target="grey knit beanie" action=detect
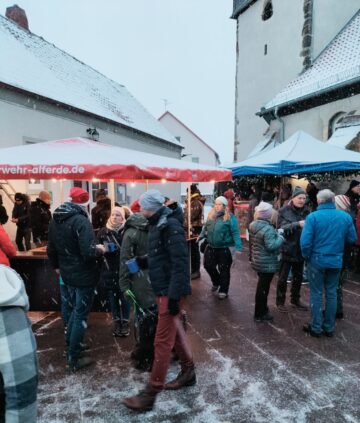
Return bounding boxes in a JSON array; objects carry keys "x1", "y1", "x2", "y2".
[
  {"x1": 291, "y1": 186, "x2": 306, "y2": 199},
  {"x1": 139, "y1": 189, "x2": 165, "y2": 212}
]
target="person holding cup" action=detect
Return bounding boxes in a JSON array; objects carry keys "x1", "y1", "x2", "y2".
[{"x1": 97, "y1": 206, "x2": 131, "y2": 337}]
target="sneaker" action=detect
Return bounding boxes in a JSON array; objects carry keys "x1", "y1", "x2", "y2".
[
  {"x1": 119, "y1": 321, "x2": 130, "y2": 337},
  {"x1": 302, "y1": 324, "x2": 321, "y2": 338},
  {"x1": 112, "y1": 320, "x2": 124, "y2": 337},
  {"x1": 211, "y1": 285, "x2": 219, "y2": 292},
  {"x1": 191, "y1": 271, "x2": 201, "y2": 280},
  {"x1": 277, "y1": 304, "x2": 289, "y2": 313},
  {"x1": 254, "y1": 313, "x2": 274, "y2": 322},
  {"x1": 217, "y1": 292, "x2": 228, "y2": 300},
  {"x1": 291, "y1": 300, "x2": 308, "y2": 311},
  {"x1": 323, "y1": 330, "x2": 334, "y2": 338}
]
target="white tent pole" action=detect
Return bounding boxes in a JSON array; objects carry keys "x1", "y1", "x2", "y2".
[
  {"x1": 187, "y1": 182, "x2": 191, "y2": 240},
  {"x1": 109, "y1": 179, "x2": 116, "y2": 207},
  {"x1": 59, "y1": 180, "x2": 64, "y2": 204}
]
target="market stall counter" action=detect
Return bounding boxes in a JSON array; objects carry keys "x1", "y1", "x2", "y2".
[
  {"x1": 10, "y1": 247, "x2": 108, "y2": 312},
  {"x1": 10, "y1": 247, "x2": 61, "y2": 311}
]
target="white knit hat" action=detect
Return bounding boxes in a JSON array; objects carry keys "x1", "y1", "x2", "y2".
[
  {"x1": 215, "y1": 196, "x2": 228, "y2": 207},
  {"x1": 0, "y1": 265, "x2": 29, "y2": 310},
  {"x1": 255, "y1": 201, "x2": 273, "y2": 220}
]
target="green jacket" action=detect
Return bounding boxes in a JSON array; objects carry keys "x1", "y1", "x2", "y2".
[
  {"x1": 249, "y1": 219, "x2": 284, "y2": 273},
  {"x1": 201, "y1": 213, "x2": 242, "y2": 251},
  {"x1": 119, "y1": 213, "x2": 156, "y2": 309}
]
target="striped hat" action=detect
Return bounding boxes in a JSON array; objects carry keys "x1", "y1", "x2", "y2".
[{"x1": 335, "y1": 195, "x2": 350, "y2": 211}]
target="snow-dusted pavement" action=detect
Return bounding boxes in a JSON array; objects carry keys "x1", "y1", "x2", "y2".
[{"x1": 33, "y1": 250, "x2": 360, "y2": 423}]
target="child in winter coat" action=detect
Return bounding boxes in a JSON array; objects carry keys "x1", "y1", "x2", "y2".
[
  {"x1": 97, "y1": 206, "x2": 131, "y2": 337},
  {"x1": 119, "y1": 212, "x2": 157, "y2": 371},
  {"x1": 249, "y1": 201, "x2": 284, "y2": 322}
]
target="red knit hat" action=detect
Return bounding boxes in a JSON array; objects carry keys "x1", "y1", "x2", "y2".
[
  {"x1": 130, "y1": 198, "x2": 141, "y2": 213},
  {"x1": 69, "y1": 187, "x2": 89, "y2": 205}
]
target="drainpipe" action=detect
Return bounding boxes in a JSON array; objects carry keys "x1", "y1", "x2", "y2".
[{"x1": 274, "y1": 106, "x2": 285, "y2": 143}]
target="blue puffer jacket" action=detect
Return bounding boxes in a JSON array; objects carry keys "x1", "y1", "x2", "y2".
[
  {"x1": 201, "y1": 213, "x2": 242, "y2": 251},
  {"x1": 249, "y1": 219, "x2": 284, "y2": 273},
  {"x1": 147, "y1": 206, "x2": 191, "y2": 301},
  {"x1": 300, "y1": 203, "x2": 357, "y2": 269}
]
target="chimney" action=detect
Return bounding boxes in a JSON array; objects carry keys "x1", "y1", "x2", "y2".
[{"x1": 5, "y1": 4, "x2": 29, "y2": 30}]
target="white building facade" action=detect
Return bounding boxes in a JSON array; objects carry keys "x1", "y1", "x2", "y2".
[
  {"x1": 232, "y1": 0, "x2": 360, "y2": 161},
  {"x1": 158, "y1": 111, "x2": 219, "y2": 199}
]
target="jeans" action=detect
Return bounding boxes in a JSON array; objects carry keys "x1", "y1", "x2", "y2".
[
  {"x1": 150, "y1": 297, "x2": 193, "y2": 390},
  {"x1": 204, "y1": 246, "x2": 233, "y2": 294},
  {"x1": 60, "y1": 283, "x2": 75, "y2": 327},
  {"x1": 66, "y1": 286, "x2": 95, "y2": 361},
  {"x1": 15, "y1": 227, "x2": 31, "y2": 251},
  {"x1": 255, "y1": 272, "x2": 274, "y2": 318},
  {"x1": 107, "y1": 288, "x2": 131, "y2": 322},
  {"x1": 307, "y1": 262, "x2": 341, "y2": 334},
  {"x1": 276, "y1": 261, "x2": 304, "y2": 305}
]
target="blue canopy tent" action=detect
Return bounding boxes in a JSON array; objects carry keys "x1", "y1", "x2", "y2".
[{"x1": 228, "y1": 131, "x2": 360, "y2": 177}]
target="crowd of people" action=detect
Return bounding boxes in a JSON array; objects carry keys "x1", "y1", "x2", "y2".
[
  {"x1": 247, "y1": 180, "x2": 359, "y2": 338},
  {"x1": 0, "y1": 179, "x2": 359, "y2": 419}
]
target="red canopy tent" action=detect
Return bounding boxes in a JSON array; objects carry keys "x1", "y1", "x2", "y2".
[{"x1": 0, "y1": 137, "x2": 231, "y2": 183}]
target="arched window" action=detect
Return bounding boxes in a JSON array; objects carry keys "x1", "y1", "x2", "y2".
[
  {"x1": 262, "y1": 0, "x2": 273, "y2": 21},
  {"x1": 328, "y1": 111, "x2": 346, "y2": 139}
]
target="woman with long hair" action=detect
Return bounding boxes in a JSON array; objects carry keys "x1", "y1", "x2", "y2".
[
  {"x1": 97, "y1": 206, "x2": 131, "y2": 337},
  {"x1": 200, "y1": 196, "x2": 242, "y2": 299}
]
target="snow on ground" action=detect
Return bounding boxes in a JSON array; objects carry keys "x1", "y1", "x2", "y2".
[{"x1": 34, "y1": 249, "x2": 360, "y2": 422}]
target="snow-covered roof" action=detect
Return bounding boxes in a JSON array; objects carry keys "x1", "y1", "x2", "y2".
[
  {"x1": 231, "y1": 0, "x2": 258, "y2": 19},
  {"x1": 262, "y1": 11, "x2": 360, "y2": 112},
  {"x1": 327, "y1": 125, "x2": 360, "y2": 149},
  {"x1": 0, "y1": 14, "x2": 179, "y2": 146}
]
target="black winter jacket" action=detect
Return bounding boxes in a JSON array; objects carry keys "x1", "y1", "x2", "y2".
[
  {"x1": 147, "y1": 206, "x2": 191, "y2": 301},
  {"x1": 277, "y1": 204, "x2": 309, "y2": 262},
  {"x1": 30, "y1": 198, "x2": 52, "y2": 243},
  {"x1": 47, "y1": 202, "x2": 101, "y2": 287},
  {"x1": 345, "y1": 189, "x2": 359, "y2": 221},
  {"x1": 97, "y1": 226, "x2": 124, "y2": 289},
  {"x1": 12, "y1": 201, "x2": 31, "y2": 229}
]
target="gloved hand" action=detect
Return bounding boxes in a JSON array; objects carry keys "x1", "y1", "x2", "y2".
[
  {"x1": 136, "y1": 255, "x2": 148, "y2": 270},
  {"x1": 168, "y1": 298, "x2": 180, "y2": 316}
]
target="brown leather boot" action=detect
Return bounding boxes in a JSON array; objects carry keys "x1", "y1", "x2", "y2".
[
  {"x1": 122, "y1": 384, "x2": 159, "y2": 412},
  {"x1": 164, "y1": 366, "x2": 196, "y2": 390}
]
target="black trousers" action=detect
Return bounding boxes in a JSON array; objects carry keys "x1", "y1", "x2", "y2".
[
  {"x1": 204, "y1": 246, "x2": 233, "y2": 294},
  {"x1": 188, "y1": 227, "x2": 201, "y2": 273},
  {"x1": 255, "y1": 272, "x2": 275, "y2": 318},
  {"x1": 132, "y1": 308, "x2": 158, "y2": 371},
  {"x1": 15, "y1": 227, "x2": 31, "y2": 251},
  {"x1": 276, "y1": 260, "x2": 304, "y2": 306}
]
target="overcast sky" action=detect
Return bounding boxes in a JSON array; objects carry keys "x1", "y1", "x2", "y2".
[{"x1": 1, "y1": 0, "x2": 236, "y2": 163}]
